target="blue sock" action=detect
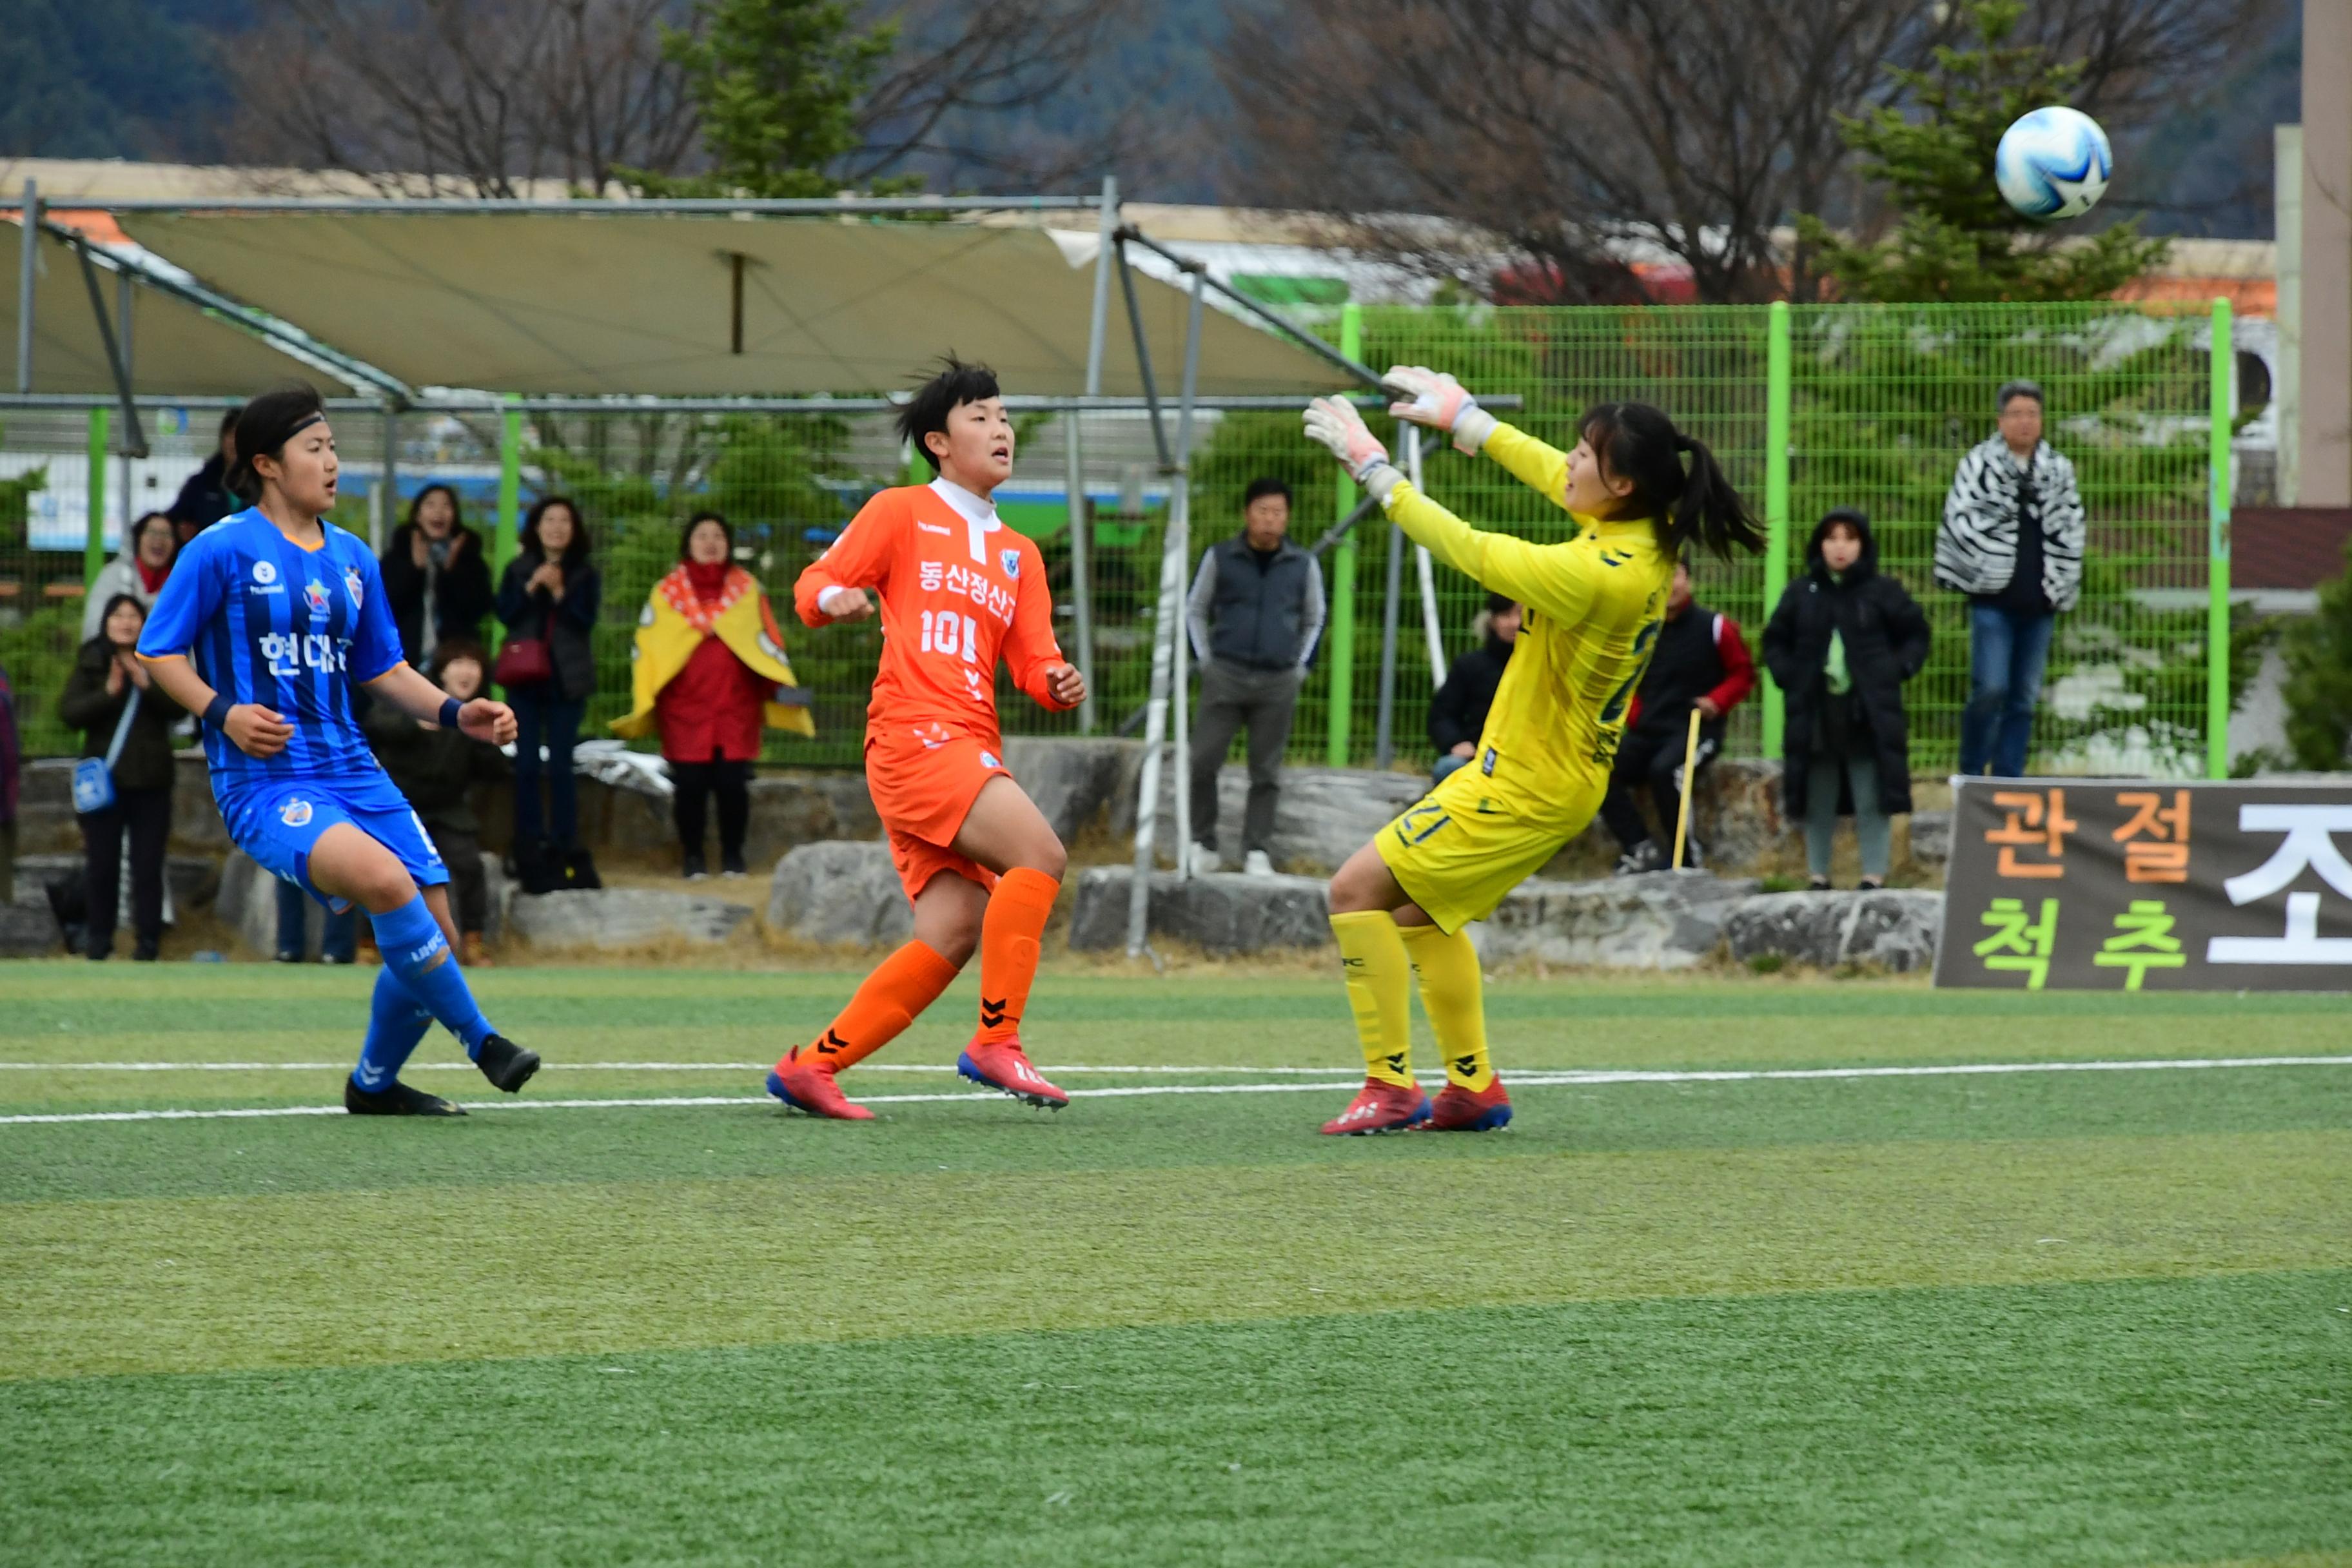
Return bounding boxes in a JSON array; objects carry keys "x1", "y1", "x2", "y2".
[
  {"x1": 372, "y1": 894, "x2": 495, "y2": 1057},
  {"x1": 351, "y1": 963, "x2": 434, "y2": 1092}
]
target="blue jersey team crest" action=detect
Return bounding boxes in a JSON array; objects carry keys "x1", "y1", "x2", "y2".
[{"x1": 139, "y1": 508, "x2": 406, "y2": 783}]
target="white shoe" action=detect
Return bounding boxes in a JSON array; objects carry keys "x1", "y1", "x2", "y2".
[
  {"x1": 1182, "y1": 841, "x2": 1220, "y2": 876},
  {"x1": 1243, "y1": 850, "x2": 1276, "y2": 877}
]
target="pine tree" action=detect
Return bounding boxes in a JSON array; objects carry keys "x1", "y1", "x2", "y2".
[
  {"x1": 1797, "y1": 0, "x2": 2166, "y2": 303},
  {"x1": 625, "y1": 0, "x2": 916, "y2": 199}
]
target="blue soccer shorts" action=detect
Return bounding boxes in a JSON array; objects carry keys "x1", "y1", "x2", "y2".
[{"x1": 217, "y1": 769, "x2": 449, "y2": 912}]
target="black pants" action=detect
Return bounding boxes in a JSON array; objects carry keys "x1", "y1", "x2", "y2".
[
  {"x1": 428, "y1": 825, "x2": 487, "y2": 935},
  {"x1": 1600, "y1": 725, "x2": 1716, "y2": 852},
  {"x1": 79, "y1": 785, "x2": 171, "y2": 959},
  {"x1": 671, "y1": 759, "x2": 750, "y2": 862}
]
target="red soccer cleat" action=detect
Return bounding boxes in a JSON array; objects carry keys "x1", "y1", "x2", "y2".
[
  {"x1": 1319, "y1": 1078, "x2": 1434, "y2": 1135},
  {"x1": 1424, "y1": 1077, "x2": 1513, "y2": 1132},
  {"x1": 957, "y1": 1039, "x2": 1068, "y2": 1109},
  {"x1": 766, "y1": 1050, "x2": 876, "y2": 1121}
]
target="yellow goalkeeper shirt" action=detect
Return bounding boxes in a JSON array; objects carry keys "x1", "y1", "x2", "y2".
[{"x1": 1382, "y1": 422, "x2": 1674, "y2": 811}]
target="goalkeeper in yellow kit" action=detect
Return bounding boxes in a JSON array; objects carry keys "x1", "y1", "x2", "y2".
[{"x1": 1301, "y1": 371, "x2": 1763, "y2": 1134}]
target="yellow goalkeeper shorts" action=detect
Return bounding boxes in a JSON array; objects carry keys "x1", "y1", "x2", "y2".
[{"x1": 1373, "y1": 762, "x2": 1606, "y2": 935}]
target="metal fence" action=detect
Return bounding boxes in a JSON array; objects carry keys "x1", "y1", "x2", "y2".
[{"x1": 0, "y1": 299, "x2": 2233, "y2": 779}]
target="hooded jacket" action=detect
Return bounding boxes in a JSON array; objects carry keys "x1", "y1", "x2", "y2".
[{"x1": 1761, "y1": 512, "x2": 1932, "y2": 819}]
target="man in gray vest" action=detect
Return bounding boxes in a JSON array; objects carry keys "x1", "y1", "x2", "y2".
[{"x1": 1185, "y1": 478, "x2": 1326, "y2": 876}]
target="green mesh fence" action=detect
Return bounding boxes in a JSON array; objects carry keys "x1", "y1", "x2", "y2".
[{"x1": 0, "y1": 302, "x2": 2225, "y2": 780}]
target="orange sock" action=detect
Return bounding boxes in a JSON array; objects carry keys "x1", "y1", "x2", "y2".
[
  {"x1": 975, "y1": 867, "x2": 1059, "y2": 1043},
  {"x1": 786, "y1": 939, "x2": 959, "y2": 1075}
]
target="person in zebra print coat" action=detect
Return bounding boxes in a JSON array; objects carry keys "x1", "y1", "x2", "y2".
[{"x1": 1934, "y1": 380, "x2": 2085, "y2": 778}]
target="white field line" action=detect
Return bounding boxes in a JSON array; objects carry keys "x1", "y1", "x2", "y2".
[
  {"x1": 0, "y1": 1062, "x2": 1347, "y2": 1075},
  {"x1": 1, "y1": 1054, "x2": 2346, "y2": 1126}
]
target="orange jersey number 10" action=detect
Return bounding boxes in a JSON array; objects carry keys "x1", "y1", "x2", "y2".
[{"x1": 921, "y1": 609, "x2": 981, "y2": 662}]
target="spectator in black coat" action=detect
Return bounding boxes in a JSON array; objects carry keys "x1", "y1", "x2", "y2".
[
  {"x1": 166, "y1": 409, "x2": 240, "y2": 545},
  {"x1": 1761, "y1": 509, "x2": 1932, "y2": 890},
  {"x1": 57, "y1": 596, "x2": 184, "y2": 959},
  {"x1": 495, "y1": 495, "x2": 602, "y2": 868},
  {"x1": 364, "y1": 642, "x2": 511, "y2": 966},
  {"x1": 380, "y1": 484, "x2": 495, "y2": 666},
  {"x1": 1427, "y1": 593, "x2": 1520, "y2": 782},
  {"x1": 1602, "y1": 562, "x2": 1756, "y2": 872},
  {"x1": 0, "y1": 653, "x2": 19, "y2": 906}
]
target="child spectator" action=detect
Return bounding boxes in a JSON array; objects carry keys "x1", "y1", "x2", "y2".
[
  {"x1": 495, "y1": 495, "x2": 602, "y2": 889},
  {"x1": 1427, "y1": 593, "x2": 1520, "y2": 783},
  {"x1": 81, "y1": 512, "x2": 177, "y2": 641},
  {"x1": 364, "y1": 642, "x2": 511, "y2": 966},
  {"x1": 612, "y1": 510, "x2": 814, "y2": 880},
  {"x1": 380, "y1": 484, "x2": 495, "y2": 667},
  {"x1": 1601, "y1": 562, "x2": 1754, "y2": 871},
  {"x1": 58, "y1": 594, "x2": 183, "y2": 960},
  {"x1": 1762, "y1": 509, "x2": 1932, "y2": 891}
]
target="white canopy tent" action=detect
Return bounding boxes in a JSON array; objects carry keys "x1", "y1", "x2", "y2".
[
  {"x1": 113, "y1": 210, "x2": 1347, "y2": 398},
  {"x1": 4, "y1": 220, "x2": 360, "y2": 400}
]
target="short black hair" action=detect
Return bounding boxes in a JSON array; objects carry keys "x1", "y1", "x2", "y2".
[
  {"x1": 216, "y1": 407, "x2": 240, "y2": 435},
  {"x1": 1484, "y1": 590, "x2": 1516, "y2": 616},
  {"x1": 1243, "y1": 477, "x2": 1291, "y2": 507},
  {"x1": 680, "y1": 508, "x2": 733, "y2": 562},
  {"x1": 228, "y1": 382, "x2": 326, "y2": 502},
  {"x1": 427, "y1": 638, "x2": 487, "y2": 685},
  {"x1": 522, "y1": 495, "x2": 590, "y2": 564},
  {"x1": 895, "y1": 355, "x2": 1001, "y2": 475},
  {"x1": 1997, "y1": 379, "x2": 2044, "y2": 413},
  {"x1": 128, "y1": 511, "x2": 175, "y2": 553}
]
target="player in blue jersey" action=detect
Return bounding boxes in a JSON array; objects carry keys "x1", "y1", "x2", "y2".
[{"x1": 139, "y1": 384, "x2": 540, "y2": 1115}]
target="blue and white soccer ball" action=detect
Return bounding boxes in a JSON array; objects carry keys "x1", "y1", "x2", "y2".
[{"x1": 1995, "y1": 106, "x2": 2113, "y2": 221}]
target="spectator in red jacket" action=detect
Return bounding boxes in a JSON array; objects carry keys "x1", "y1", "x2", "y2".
[{"x1": 1602, "y1": 561, "x2": 1756, "y2": 873}]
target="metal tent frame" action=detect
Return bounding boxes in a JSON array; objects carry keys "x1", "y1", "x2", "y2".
[{"x1": 8, "y1": 174, "x2": 1515, "y2": 959}]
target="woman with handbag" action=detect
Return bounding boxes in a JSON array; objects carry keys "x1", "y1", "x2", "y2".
[
  {"x1": 58, "y1": 594, "x2": 183, "y2": 960},
  {"x1": 495, "y1": 496, "x2": 600, "y2": 887}
]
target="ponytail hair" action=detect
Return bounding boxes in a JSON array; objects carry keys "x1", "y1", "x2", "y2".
[{"x1": 1576, "y1": 401, "x2": 1764, "y2": 562}]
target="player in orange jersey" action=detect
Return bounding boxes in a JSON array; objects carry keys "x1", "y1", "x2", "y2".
[{"x1": 769, "y1": 358, "x2": 1086, "y2": 1120}]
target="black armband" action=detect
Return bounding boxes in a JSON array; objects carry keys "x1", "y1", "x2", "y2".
[
  {"x1": 204, "y1": 694, "x2": 234, "y2": 729},
  {"x1": 439, "y1": 697, "x2": 464, "y2": 729}
]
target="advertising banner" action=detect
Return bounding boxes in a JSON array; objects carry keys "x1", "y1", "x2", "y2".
[{"x1": 1933, "y1": 778, "x2": 2352, "y2": 991}]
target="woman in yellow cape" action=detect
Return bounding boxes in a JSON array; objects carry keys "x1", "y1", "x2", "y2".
[{"x1": 614, "y1": 511, "x2": 813, "y2": 877}]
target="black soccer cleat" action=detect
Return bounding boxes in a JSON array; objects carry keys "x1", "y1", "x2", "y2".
[
  {"x1": 344, "y1": 1077, "x2": 466, "y2": 1116},
  {"x1": 475, "y1": 1034, "x2": 541, "y2": 1094}
]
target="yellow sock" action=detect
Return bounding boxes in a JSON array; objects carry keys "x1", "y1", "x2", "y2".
[
  {"x1": 1329, "y1": 910, "x2": 1415, "y2": 1086},
  {"x1": 1399, "y1": 922, "x2": 1494, "y2": 1092}
]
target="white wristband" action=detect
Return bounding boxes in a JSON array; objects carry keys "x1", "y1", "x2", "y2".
[
  {"x1": 818, "y1": 586, "x2": 861, "y2": 616},
  {"x1": 1451, "y1": 406, "x2": 1498, "y2": 456},
  {"x1": 1358, "y1": 462, "x2": 1404, "y2": 504}
]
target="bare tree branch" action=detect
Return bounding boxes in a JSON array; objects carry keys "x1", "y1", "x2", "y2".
[
  {"x1": 1219, "y1": 0, "x2": 2266, "y2": 304},
  {"x1": 226, "y1": 0, "x2": 701, "y2": 196}
]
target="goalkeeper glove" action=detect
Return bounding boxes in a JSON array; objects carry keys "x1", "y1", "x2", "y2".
[
  {"x1": 1384, "y1": 365, "x2": 1498, "y2": 455},
  {"x1": 1302, "y1": 398, "x2": 1402, "y2": 501},
  {"x1": 1308, "y1": 399, "x2": 1392, "y2": 503}
]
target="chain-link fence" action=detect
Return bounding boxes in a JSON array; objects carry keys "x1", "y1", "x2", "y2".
[{"x1": 0, "y1": 300, "x2": 2230, "y2": 780}]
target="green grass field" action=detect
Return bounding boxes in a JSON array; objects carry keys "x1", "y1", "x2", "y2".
[{"x1": 3, "y1": 960, "x2": 2348, "y2": 1567}]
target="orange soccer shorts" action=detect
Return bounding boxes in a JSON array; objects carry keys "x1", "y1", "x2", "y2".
[{"x1": 865, "y1": 722, "x2": 1013, "y2": 900}]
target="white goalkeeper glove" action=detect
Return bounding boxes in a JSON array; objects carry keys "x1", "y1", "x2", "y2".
[
  {"x1": 1384, "y1": 365, "x2": 1498, "y2": 455},
  {"x1": 1302, "y1": 397, "x2": 1402, "y2": 500}
]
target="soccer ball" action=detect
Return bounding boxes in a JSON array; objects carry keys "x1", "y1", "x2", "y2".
[{"x1": 1995, "y1": 106, "x2": 2112, "y2": 221}]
